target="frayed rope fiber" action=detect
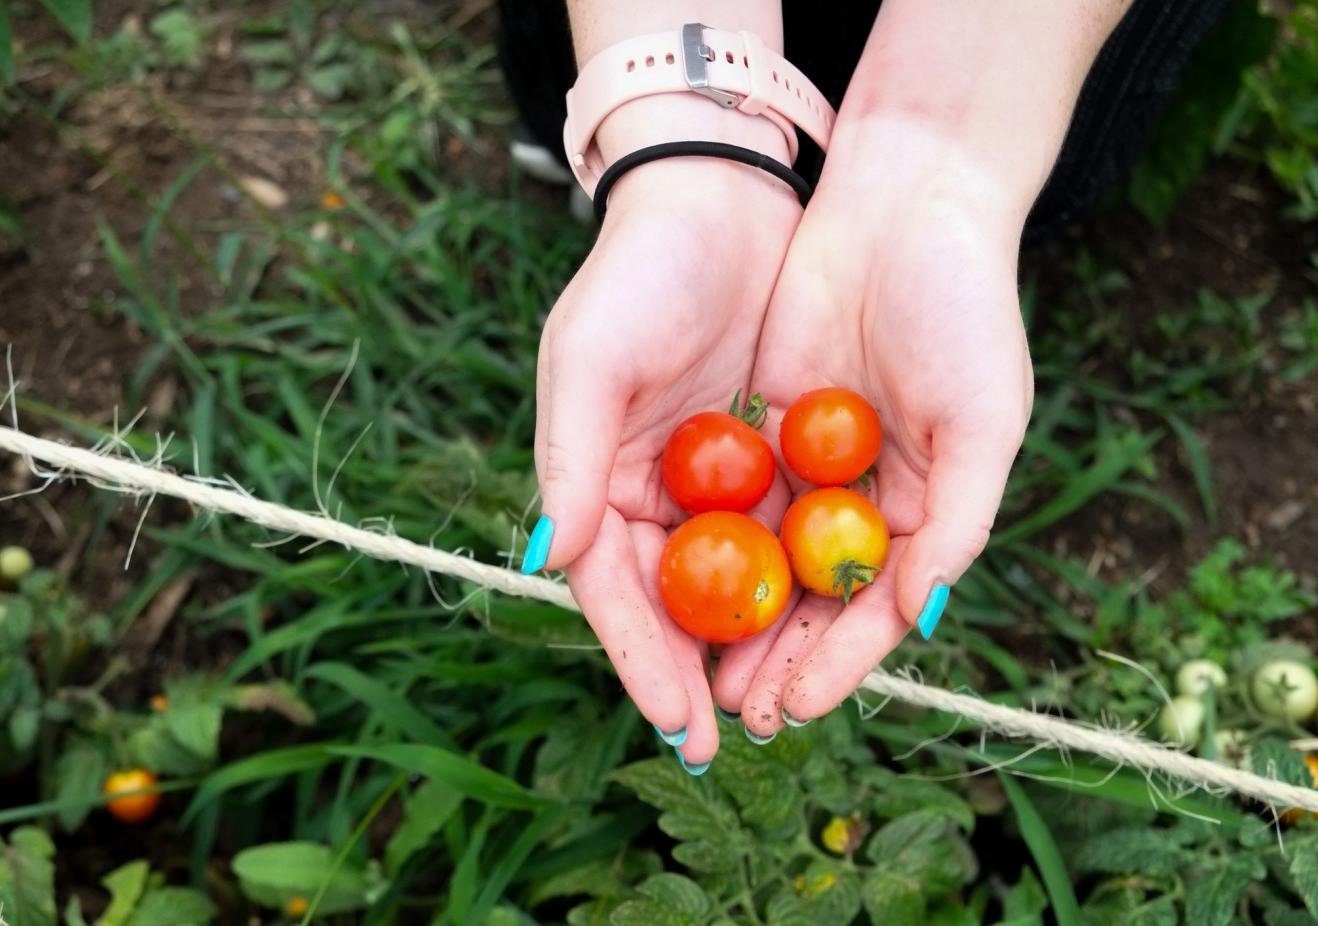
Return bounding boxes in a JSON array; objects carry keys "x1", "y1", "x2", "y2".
[{"x1": 3, "y1": 423, "x2": 1317, "y2": 816}]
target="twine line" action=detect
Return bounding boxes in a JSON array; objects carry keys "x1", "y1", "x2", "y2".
[{"x1": 2, "y1": 424, "x2": 1316, "y2": 816}]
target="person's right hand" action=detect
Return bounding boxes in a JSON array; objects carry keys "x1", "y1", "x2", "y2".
[{"x1": 527, "y1": 156, "x2": 800, "y2": 769}]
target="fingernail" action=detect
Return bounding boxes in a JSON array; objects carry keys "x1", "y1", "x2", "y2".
[
  {"x1": 715, "y1": 705, "x2": 740, "y2": 723},
  {"x1": 781, "y1": 708, "x2": 810, "y2": 728},
  {"x1": 918, "y1": 584, "x2": 951, "y2": 640},
  {"x1": 520, "y1": 515, "x2": 554, "y2": 574},
  {"x1": 654, "y1": 724, "x2": 687, "y2": 747},
  {"x1": 745, "y1": 726, "x2": 776, "y2": 745},
  {"x1": 676, "y1": 750, "x2": 711, "y2": 776}
]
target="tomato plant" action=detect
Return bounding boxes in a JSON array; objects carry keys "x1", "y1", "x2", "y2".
[
  {"x1": 659, "y1": 511, "x2": 791, "y2": 643},
  {"x1": 779, "y1": 387, "x2": 882, "y2": 487},
  {"x1": 779, "y1": 488, "x2": 889, "y2": 603},
  {"x1": 103, "y1": 768, "x2": 162, "y2": 824},
  {"x1": 662, "y1": 396, "x2": 775, "y2": 513}
]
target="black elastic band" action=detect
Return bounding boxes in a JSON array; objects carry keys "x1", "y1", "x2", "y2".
[{"x1": 592, "y1": 141, "x2": 812, "y2": 223}]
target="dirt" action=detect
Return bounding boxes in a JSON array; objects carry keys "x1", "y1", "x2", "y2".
[{"x1": 1024, "y1": 161, "x2": 1318, "y2": 629}]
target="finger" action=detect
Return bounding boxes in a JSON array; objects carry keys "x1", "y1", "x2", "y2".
[
  {"x1": 741, "y1": 594, "x2": 841, "y2": 738},
  {"x1": 530, "y1": 333, "x2": 628, "y2": 573},
  {"x1": 782, "y1": 536, "x2": 912, "y2": 721},
  {"x1": 895, "y1": 420, "x2": 1024, "y2": 638},
  {"x1": 566, "y1": 507, "x2": 689, "y2": 735},
  {"x1": 710, "y1": 584, "x2": 801, "y2": 715},
  {"x1": 632, "y1": 521, "x2": 720, "y2": 766}
]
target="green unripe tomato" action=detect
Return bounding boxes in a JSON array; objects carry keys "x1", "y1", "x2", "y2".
[
  {"x1": 1251, "y1": 660, "x2": 1318, "y2": 722},
  {"x1": 1175, "y1": 659, "x2": 1227, "y2": 697},
  {"x1": 0, "y1": 546, "x2": 33, "y2": 582},
  {"x1": 1209, "y1": 729, "x2": 1250, "y2": 769},
  {"x1": 1158, "y1": 695, "x2": 1205, "y2": 749}
]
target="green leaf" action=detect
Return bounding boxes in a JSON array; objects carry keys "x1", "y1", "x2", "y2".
[
  {"x1": 864, "y1": 811, "x2": 976, "y2": 896},
  {"x1": 1252, "y1": 739, "x2": 1312, "y2": 787},
  {"x1": 327, "y1": 743, "x2": 540, "y2": 809},
  {"x1": 37, "y1": 0, "x2": 92, "y2": 43},
  {"x1": 55, "y1": 744, "x2": 108, "y2": 832},
  {"x1": 0, "y1": 3, "x2": 12, "y2": 84},
  {"x1": 0, "y1": 827, "x2": 56, "y2": 926},
  {"x1": 608, "y1": 900, "x2": 694, "y2": 926},
  {"x1": 1070, "y1": 827, "x2": 1189, "y2": 877},
  {"x1": 613, "y1": 759, "x2": 748, "y2": 872},
  {"x1": 636, "y1": 874, "x2": 709, "y2": 918},
  {"x1": 862, "y1": 767, "x2": 976, "y2": 831},
  {"x1": 998, "y1": 866, "x2": 1047, "y2": 925},
  {"x1": 383, "y1": 780, "x2": 461, "y2": 876},
  {"x1": 128, "y1": 887, "x2": 215, "y2": 925},
  {"x1": 998, "y1": 775, "x2": 1080, "y2": 926},
  {"x1": 231, "y1": 843, "x2": 369, "y2": 915},
  {"x1": 1291, "y1": 834, "x2": 1318, "y2": 919},
  {"x1": 766, "y1": 863, "x2": 861, "y2": 926},
  {"x1": 164, "y1": 701, "x2": 222, "y2": 765},
  {"x1": 1184, "y1": 856, "x2": 1260, "y2": 926},
  {"x1": 95, "y1": 860, "x2": 148, "y2": 926},
  {"x1": 860, "y1": 868, "x2": 923, "y2": 924},
  {"x1": 306, "y1": 662, "x2": 452, "y2": 747},
  {"x1": 185, "y1": 744, "x2": 334, "y2": 824},
  {"x1": 8, "y1": 705, "x2": 38, "y2": 753},
  {"x1": 148, "y1": 9, "x2": 206, "y2": 67},
  {"x1": 1166, "y1": 414, "x2": 1216, "y2": 522}
]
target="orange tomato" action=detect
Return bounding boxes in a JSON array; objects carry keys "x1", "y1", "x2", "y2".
[
  {"x1": 780, "y1": 388, "x2": 882, "y2": 487},
  {"x1": 780, "y1": 488, "x2": 889, "y2": 602},
  {"x1": 287, "y1": 896, "x2": 310, "y2": 917},
  {"x1": 103, "y1": 768, "x2": 161, "y2": 824},
  {"x1": 659, "y1": 512, "x2": 791, "y2": 644}
]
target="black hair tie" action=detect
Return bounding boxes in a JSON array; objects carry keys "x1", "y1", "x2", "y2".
[{"x1": 592, "y1": 141, "x2": 812, "y2": 223}]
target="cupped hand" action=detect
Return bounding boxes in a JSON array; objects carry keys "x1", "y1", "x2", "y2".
[
  {"x1": 714, "y1": 120, "x2": 1035, "y2": 738},
  {"x1": 529, "y1": 160, "x2": 800, "y2": 765}
]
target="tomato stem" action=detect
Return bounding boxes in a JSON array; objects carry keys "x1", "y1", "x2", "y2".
[
  {"x1": 832, "y1": 560, "x2": 878, "y2": 606},
  {"x1": 729, "y1": 390, "x2": 770, "y2": 430}
]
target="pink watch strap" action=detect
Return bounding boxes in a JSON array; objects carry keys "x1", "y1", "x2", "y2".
[{"x1": 564, "y1": 23, "x2": 836, "y2": 196}]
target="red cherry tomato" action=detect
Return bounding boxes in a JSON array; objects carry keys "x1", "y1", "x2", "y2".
[
  {"x1": 662, "y1": 412, "x2": 774, "y2": 513},
  {"x1": 659, "y1": 512, "x2": 791, "y2": 644},
  {"x1": 780, "y1": 388, "x2": 882, "y2": 487},
  {"x1": 780, "y1": 488, "x2": 889, "y2": 603}
]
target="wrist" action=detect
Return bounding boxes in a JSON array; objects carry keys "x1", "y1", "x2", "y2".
[{"x1": 602, "y1": 153, "x2": 803, "y2": 229}]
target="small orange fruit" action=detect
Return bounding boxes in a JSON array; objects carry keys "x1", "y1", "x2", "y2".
[{"x1": 103, "y1": 769, "x2": 161, "y2": 824}]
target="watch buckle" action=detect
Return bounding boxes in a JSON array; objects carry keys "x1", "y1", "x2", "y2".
[{"x1": 682, "y1": 23, "x2": 739, "y2": 109}]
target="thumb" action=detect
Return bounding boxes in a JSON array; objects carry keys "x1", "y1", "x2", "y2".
[
  {"x1": 894, "y1": 421, "x2": 1023, "y2": 639},
  {"x1": 526, "y1": 348, "x2": 628, "y2": 573}
]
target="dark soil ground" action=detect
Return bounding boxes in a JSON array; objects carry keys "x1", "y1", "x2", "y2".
[{"x1": 1, "y1": 0, "x2": 1316, "y2": 916}]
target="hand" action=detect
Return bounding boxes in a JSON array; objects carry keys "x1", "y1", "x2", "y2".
[
  {"x1": 714, "y1": 119, "x2": 1034, "y2": 738},
  {"x1": 528, "y1": 159, "x2": 800, "y2": 766}
]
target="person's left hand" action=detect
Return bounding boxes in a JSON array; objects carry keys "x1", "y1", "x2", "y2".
[{"x1": 713, "y1": 119, "x2": 1035, "y2": 738}]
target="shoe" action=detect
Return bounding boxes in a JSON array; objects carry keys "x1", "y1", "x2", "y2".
[{"x1": 509, "y1": 124, "x2": 574, "y2": 186}]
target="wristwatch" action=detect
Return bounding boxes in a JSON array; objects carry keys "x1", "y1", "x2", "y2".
[{"x1": 564, "y1": 23, "x2": 836, "y2": 196}]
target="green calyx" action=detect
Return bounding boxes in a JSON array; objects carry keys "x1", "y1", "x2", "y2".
[
  {"x1": 729, "y1": 390, "x2": 769, "y2": 430},
  {"x1": 832, "y1": 560, "x2": 879, "y2": 606}
]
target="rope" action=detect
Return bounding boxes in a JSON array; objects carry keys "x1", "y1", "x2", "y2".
[{"x1": 3, "y1": 424, "x2": 1317, "y2": 815}]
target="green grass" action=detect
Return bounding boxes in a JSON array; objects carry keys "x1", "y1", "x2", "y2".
[{"x1": 2, "y1": 1, "x2": 1318, "y2": 924}]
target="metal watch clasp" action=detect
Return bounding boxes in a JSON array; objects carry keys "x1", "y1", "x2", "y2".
[{"x1": 682, "y1": 23, "x2": 739, "y2": 109}]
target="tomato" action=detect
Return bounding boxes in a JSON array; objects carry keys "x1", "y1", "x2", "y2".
[
  {"x1": 780, "y1": 388, "x2": 882, "y2": 487},
  {"x1": 287, "y1": 896, "x2": 310, "y2": 917},
  {"x1": 662, "y1": 411, "x2": 774, "y2": 514},
  {"x1": 1175, "y1": 659, "x2": 1227, "y2": 697},
  {"x1": 1251, "y1": 660, "x2": 1318, "y2": 722},
  {"x1": 659, "y1": 512, "x2": 791, "y2": 644},
  {"x1": 779, "y1": 488, "x2": 889, "y2": 602},
  {"x1": 1157, "y1": 695, "x2": 1205, "y2": 749},
  {"x1": 103, "y1": 768, "x2": 161, "y2": 824}
]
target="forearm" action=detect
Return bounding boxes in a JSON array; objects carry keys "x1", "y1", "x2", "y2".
[
  {"x1": 563, "y1": 0, "x2": 790, "y2": 164},
  {"x1": 835, "y1": 0, "x2": 1134, "y2": 217}
]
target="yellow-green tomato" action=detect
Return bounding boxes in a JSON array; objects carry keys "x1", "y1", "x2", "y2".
[
  {"x1": 0, "y1": 546, "x2": 33, "y2": 582},
  {"x1": 1175, "y1": 659, "x2": 1227, "y2": 697},
  {"x1": 1251, "y1": 660, "x2": 1318, "y2": 722},
  {"x1": 1158, "y1": 695, "x2": 1205, "y2": 749}
]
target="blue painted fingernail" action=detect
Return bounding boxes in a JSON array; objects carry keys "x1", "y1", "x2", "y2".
[
  {"x1": 654, "y1": 724, "x2": 687, "y2": 747},
  {"x1": 781, "y1": 708, "x2": 810, "y2": 728},
  {"x1": 520, "y1": 515, "x2": 554, "y2": 574},
  {"x1": 715, "y1": 705, "x2": 740, "y2": 723},
  {"x1": 918, "y1": 584, "x2": 951, "y2": 640},
  {"x1": 745, "y1": 726, "x2": 776, "y2": 745},
  {"x1": 676, "y1": 751, "x2": 711, "y2": 776}
]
